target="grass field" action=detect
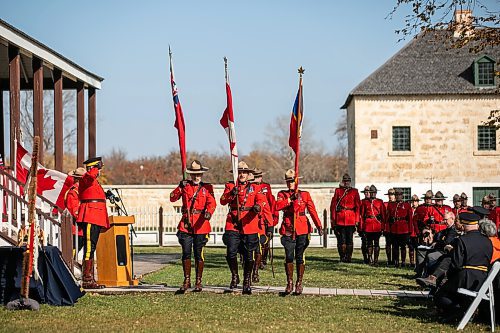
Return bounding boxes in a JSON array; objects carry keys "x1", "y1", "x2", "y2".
[
  {"x1": 0, "y1": 246, "x2": 496, "y2": 332},
  {"x1": 138, "y1": 246, "x2": 419, "y2": 290}
]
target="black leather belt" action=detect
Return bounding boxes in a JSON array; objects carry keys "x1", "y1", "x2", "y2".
[
  {"x1": 81, "y1": 199, "x2": 106, "y2": 203},
  {"x1": 339, "y1": 207, "x2": 354, "y2": 211},
  {"x1": 182, "y1": 209, "x2": 204, "y2": 214}
]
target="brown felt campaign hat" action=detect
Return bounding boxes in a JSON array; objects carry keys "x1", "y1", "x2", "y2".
[
  {"x1": 421, "y1": 190, "x2": 434, "y2": 199},
  {"x1": 385, "y1": 188, "x2": 396, "y2": 195},
  {"x1": 284, "y1": 169, "x2": 302, "y2": 181},
  {"x1": 452, "y1": 194, "x2": 461, "y2": 203},
  {"x1": 229, "y1": 161, "x2": 252, "y2": 173},
  {"x1": 342, "y1": 173, "x2": 351, "y2": 182},
  {"x1": 252, "y1": 168, "x2": 264, "y2": 177},
  {"x1": 411, "y1": 194, "x2": 420, "y2": 202},
  {"x1": 369, "y1": 185, "x2": 378, "y2": 193},
  {"x1": 362, "y1": 186, "x2": 370, "y2": 193},
  {"x1": 433, "y1": 191, "x2": 447, "y2": 200},
  {"x1": 186, "y1": 160, "x2": 209, "y2": 174},
  {"x1": 68, "y1": 167, "x2": 86, "y2": 178}
]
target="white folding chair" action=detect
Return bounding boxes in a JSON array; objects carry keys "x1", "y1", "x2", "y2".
[{"x1": 457, "y1": 261, "x2": 500, "y2": 331}]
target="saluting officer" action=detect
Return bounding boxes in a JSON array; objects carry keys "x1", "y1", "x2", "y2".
[
  {"x1": 275, "y1": 169, "x2": 323, "y2": 295},
  {"x1": 359, "y1": 185, "x2": 386, "y2": 266},
  {"x1": 65, "y1": 167, "x2": 86, "y2": 253},
  {"x1": 220, "y1": 161, "x2": 268, "y2": 294},
  {"x1": 330, "y1": 174, "x2": 360, "y2": 263},
  {"x1": 430, "y1": 191, "x2": 453, "y2": 233},
  {"x1": 252, "y1": 168, "x2": 277, "y2": 270},
  {"x1": 77, "y1": 157, "x2": 109, "y2": 289},
  {"x1": 170, "y1": 160, "x2": 216, "y2": 292},
  {"x1": 385, "y1": 188, "x2": 414, "y2": 267}
]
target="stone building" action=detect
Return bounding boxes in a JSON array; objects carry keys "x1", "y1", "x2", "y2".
[{"x1": 341, "y1": 23, "x2": 500, "y2": 205}]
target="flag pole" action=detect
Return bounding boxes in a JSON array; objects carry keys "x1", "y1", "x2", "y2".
[
  {"x1": 224, "y1": 57, "x2": 241, "y2": 228},
  {"x1": 292, "y1": 66, "x2": 304, "y2": 240},
  {"x1": 169, "y1": 46, "x2": 192, "y2": 233}
]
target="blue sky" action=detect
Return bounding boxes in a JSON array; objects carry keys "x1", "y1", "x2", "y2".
[{"x1": 3, "y1": 0, "x2": 432, "y2": 158}]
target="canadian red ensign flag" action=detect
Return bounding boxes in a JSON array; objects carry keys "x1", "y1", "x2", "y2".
[{"x1": 16, "y1": 142, "x2": 73, "y2": 210}]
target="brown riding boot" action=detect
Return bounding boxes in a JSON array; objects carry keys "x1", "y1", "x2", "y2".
[
  {"x1": 242, "y1": 260, "x2": 254, "y2": 295},
  {"x1": 294, "y1": 264, "x2": 305, "y2": 295},
  {"x1": 367, "y1": 246, "x2": 374, "y2": 265},
  {"x1": 194, "y1": 260, "x2": 204, "y2": 292},
  {"x1": 409, "y1": 248, "x2": 415, "y2": 267},
  {"x1": 284, "y1": 263, "x2": 294, "y2": 294},
  {"x1": 179, "y1": 259, "x2": 192, "y2": 292},
  {"x1": 345, "y1": 245, "x2": 354, "y2": 263},
  {"x1": 82, "y1": 259, "x2": 104, "y2": 289},
  {"x1": 400, "y1": 247, "x2": 407, "y2": 268},
  {"x1": 373, "y1": 246, "x2": 380, "y2": 266},
  {"x1": 252, "y1": 253, "x2": 261, "y2": 283},
  {"x1": 261, "y1": 244, "x2": 269, "y2": 269},
  {"x1": 227, "y1": 257, "x2": 240, "y2": 289}
]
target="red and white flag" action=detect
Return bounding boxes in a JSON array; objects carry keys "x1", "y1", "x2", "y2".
[
  {"x1": 16, "y1": 142, "x2": 73, "y2": 210},
  {"x1": 220, "y1": 73, "x2": 239, "y2": 184}
]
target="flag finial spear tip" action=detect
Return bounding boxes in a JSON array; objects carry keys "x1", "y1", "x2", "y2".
[{"x1": 298, "y1": 66, "x2": 305, "y2": 75}]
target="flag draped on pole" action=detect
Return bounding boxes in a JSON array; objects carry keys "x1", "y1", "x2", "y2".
[
  {"x1": 169, "y1": 46, "x2": 187, "y2": 177},
  {"x1": 16, "y1": 141, "x2": 73, "y2": 210},
  {"x1": 289, "y1": 67, "x2": 304, "y2": 188},
  {"x1": 220, "y1": 57, "x2": 239, "y2": 184}
]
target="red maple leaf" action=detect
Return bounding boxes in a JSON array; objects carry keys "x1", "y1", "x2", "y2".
[{"x1": 37, "y1": 169, "x2": 57, "y2": 195}]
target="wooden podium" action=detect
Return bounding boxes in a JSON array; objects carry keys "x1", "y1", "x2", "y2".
[{"x1": 96, "y1": 215, "x2": 138, "y2": 287}]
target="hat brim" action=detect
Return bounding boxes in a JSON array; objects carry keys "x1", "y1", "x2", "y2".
[
  {"x1": 68, "y1": 171, "x2": 84, "y2": 178},
  {"x1": 229, "y1": 168, "x2": 252, "y2": 173},
  {"x1": 432, "y1": 197, "x2": 447, "y2": 200},
  {"x1": 186, "y1": 167, "x2": 209, "y2": 174},
  {"x1": 285, "y1": 176, "x2": 303, "y2": 181}
]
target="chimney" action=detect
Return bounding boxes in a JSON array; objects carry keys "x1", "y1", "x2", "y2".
[{"x1": 453, "y1": 9, "x2": 473, "y2": 38}]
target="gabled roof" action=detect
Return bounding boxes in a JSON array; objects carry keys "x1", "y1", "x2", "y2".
[
  {"x1": 0, "y1": 18, "x2": 103, "y2": 89},
  {"x1": 341, "y1": 30, "x2": 500, "y2": 109}
]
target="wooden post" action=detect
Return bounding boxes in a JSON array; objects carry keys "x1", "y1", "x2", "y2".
[
  {"x1": 76, "y1": 82, "x2": 85, "y2": 166},
  {"x1": 54, "y1": 69, "x2": 63, "y2": 171},
  {"x1": 32, "y1": 57, "x2": 44, "y2": 164},
  {"x1": 158, "y1": 206, "x2": 164, "y2": 247},
  {"x1": 323, "y1": 209, "x2": 328, "y2": 248},
  {"x1": 61, "y1": 211, "x2": 74, "y2": 270},
  {"x1": 0, "y1": 90, "x2": 4, "y2": 162},
  {"x1": 8, "y1": 45, "x2": 20, "y2": 168},
  {"x1": 88, "y1": 87, "x2": 96, "y2": 159}
]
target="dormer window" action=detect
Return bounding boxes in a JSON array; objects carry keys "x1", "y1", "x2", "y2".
[{"x1": 474, "y1": 55, "x2": 496, "y2": 87}]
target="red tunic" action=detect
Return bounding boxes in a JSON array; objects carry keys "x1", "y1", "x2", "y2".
[
  {"x1": 220, "y1": 182, "x2": 267, "y2": 235},
  {"x1": 386, "y1": 201, "x2": 414, "y2": 235},
  {"x1": 330, "y1": 187, "x2": 361, "y2": 227},
  {"x1": 275, "y1": 190, "x2": 322, "y2": 236},
  {"x1": 252, "y1": 183, "x2": 276, "y2": 234},
  {"x1": 64, "y1": 183, "x2": 83, "y2": 236},
  {"x1": 170, "y1": 181, "x2": 216, "y2": 234},
  {"x1": 414, "y1": 204, "x2": 433, "y2": 234},
  {"x1": 76, "y1": 168, "x2": 109, "y2": 228},
  {"x1": 258, "y1": 182, "x2": 278, "y2": 227},
  {"x1": 429, "y1": 204, "x2": 453, "y2": 233},
  {"x1": 359, "y1": 198, "x2": 386, "y2": 233}
]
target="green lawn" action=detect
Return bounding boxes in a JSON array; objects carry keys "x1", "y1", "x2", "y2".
[
  {"x1": 138, "y1": 246, "x2": 419, "y2": 290},
  {"x1": 0, "y1": 293, "x2": 492, "y2": 332}
]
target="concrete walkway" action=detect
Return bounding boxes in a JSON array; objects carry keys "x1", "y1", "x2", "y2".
[
  {"x1": 89, "y1": 284, "x2": 429, "y2": 298},
  {"x1": 133, "y1": 253, "x2": 180, "y2": 278}
]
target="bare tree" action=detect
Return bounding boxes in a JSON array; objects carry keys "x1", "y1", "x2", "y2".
[
  {"x1": 20, "y1": 90, "x2": 76, "y2": 153},
  {"x1": 389, "y1": 0, "x2": 499, "y2": 52}
]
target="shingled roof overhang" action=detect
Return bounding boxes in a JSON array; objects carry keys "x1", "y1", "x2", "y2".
[
  {"x1": 0, "y1": 18, "x2": 103, "y2": 90},
  {"x1": 341, "y1": 30, "x2": 500, "y2": 109}
]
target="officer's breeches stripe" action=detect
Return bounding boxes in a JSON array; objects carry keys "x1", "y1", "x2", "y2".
[{"x1": 85, "y1": 224, "x2": 91, "y2": 260}]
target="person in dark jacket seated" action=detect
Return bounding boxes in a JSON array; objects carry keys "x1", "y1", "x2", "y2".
[
  {"x1": 433, "y1": 212, "x2": 493, "y2": 320},
  {"x1": 415, "y1": 211, "x2": 460, "y2": 280}
]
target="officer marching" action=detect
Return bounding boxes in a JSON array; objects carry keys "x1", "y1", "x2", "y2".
[
  {"x1": 330, "y1": 174, "x2": 360, "y2": 263},
  {"x1": 170, "y1": 160, "x2": 216, "y2": 292},
  {"x1": 77, "y1": 157, "x2": 109, "y2": 289},
  {"x1": 276, "y1": 169, "x2": 323, "y2": 295},
  {"x1": 220, "y1": 161, "x2": 267, "y2": 294}
]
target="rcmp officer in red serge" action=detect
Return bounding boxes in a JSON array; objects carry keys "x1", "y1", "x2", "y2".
[
  {"x1": 385, "y1": 188, "x2": 414, "y2": 267},
  {"x1": 170, "y1": 160, "x2": 216, "y2": 292},
  {"x1": 77, "y1": 157, "x2": 109, "y2": 289},
  {"x1": 220, "y1": 161, "x2": 267, "y2": 294},
  {"x1": 275, "y1": 169, "x2": 323, "y2": 295},
  {"x1": 359, "y1": 185, "x2": 386, "y2": 266},
  {"x1": 65, "y1": 167, "x2": 86, "y2": 253},
  {"x1": 248, "y1": 170, "x2": 275, "y2": 283},
  {"x1": 383, "y1": 188, "x2": 396, "y2": 266},
  {"x1": 430, "y1": 191, "x2": 453, "y2": 233},
  {"x1": 252, "y1": 168, "x2": 277, "y2": 270},
  {"x1": 359, "y1": 186, "x2": 371, "y2": 264},
  {"x1": 330, "y1": 173, "x2": 360, "y2": 263}
]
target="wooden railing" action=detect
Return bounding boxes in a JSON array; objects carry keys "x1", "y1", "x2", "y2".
[{"x1": 0, "y1": 168, "x2": 74, "y2": 270}]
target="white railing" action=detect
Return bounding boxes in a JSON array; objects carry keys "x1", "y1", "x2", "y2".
[{"x1": 0, "y1": 169, "x2": 73, "y2": 267}]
